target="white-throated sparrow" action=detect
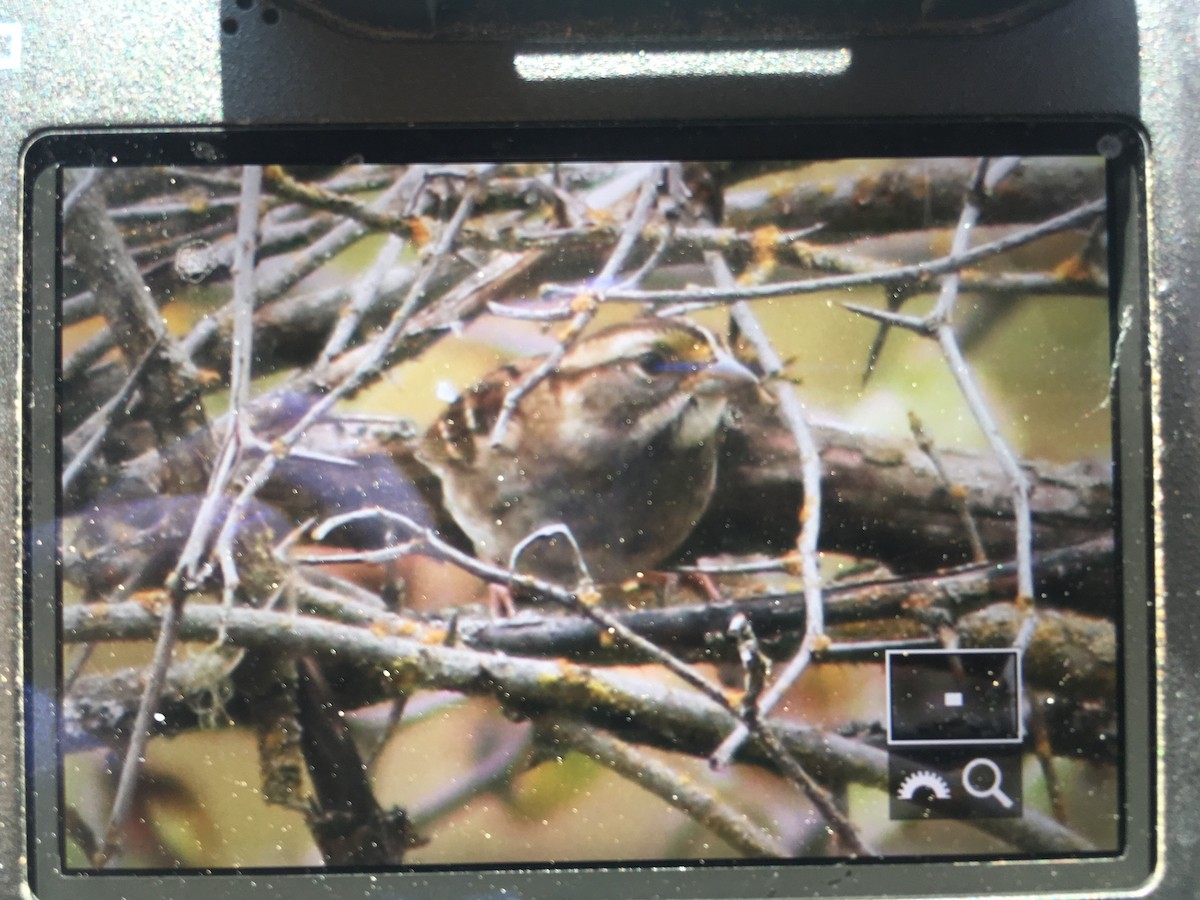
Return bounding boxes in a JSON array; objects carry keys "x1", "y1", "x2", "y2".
[{"x1": 416, "y1": 317, "x2": 759, "y2": 592}]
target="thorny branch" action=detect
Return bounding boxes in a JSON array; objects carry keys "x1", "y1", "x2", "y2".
[
  {"x1": 97, "y1": 166, "x2": 265, "y2": 867},
  {"x1": 707, "y1": 254, "x2": 828, "y2": 768},
  {"x1": 844, "y1": 158, "x2": 1037, "y2": 628},
  {"x1": 542, "y1": 718, "x2": 789, "y2": 858},
  {"x1": 60, "y1": 599, "x2": 1097, "y2": 855},
  {"x1": 489, "y1": 164, "x2": 665, "y2": 446},
  {"x1": 542, "y1": 199, "x2": 1105, "y2": 306},
  {"x1": 310, "y1": 508, "x2": 872, "y2": 854}
]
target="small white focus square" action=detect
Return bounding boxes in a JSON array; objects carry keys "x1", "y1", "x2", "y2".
[
  {"x1": 0, "y1": 24, "x2": 21, "y2": 71},
  {"x1": 886, "y1": 648, "x2": 1022, "y2": 745}
]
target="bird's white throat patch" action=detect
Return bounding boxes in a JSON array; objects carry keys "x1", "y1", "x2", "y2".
[{"x1": 674, "y1": 394, "x2": 728, "y2": 448}]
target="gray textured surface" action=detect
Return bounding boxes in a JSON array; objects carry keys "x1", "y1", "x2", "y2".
[
  {"x1": 0, "y1": 8, "x2": 220, "y2": 897},
  {"x1": 1141, "y1": 2, "x2": 1200, "y2": 896},
  {"x1": 2, "y1": 0, "x2": 1197, "y2": 895}
]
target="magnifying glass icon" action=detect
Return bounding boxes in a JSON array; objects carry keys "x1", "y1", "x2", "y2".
[{"x1": 962, "y1": 758, "x2": 1015, "y2": 809}]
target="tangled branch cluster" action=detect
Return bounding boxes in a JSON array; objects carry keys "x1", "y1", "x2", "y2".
[{"x1": 58, "y1": 157, "x2": 1114, "y2": 868}]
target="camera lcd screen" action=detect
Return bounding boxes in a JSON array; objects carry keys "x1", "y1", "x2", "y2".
[{"x1": 24, "y1": 125, "x2": 1149, "y2": 893}]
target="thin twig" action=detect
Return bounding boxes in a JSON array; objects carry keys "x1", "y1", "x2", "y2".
[
  {"x1": 908, "y1": 411, "x2": 987, "y2": 563},
  {"x1": 674, "y1": 555, "x2": 802, "y2": 576},
  {"x1": 709, "y1": 253, "x2": 827, "y2": 770},
  {"x1": 62, "y1": 337, "x2": 163, "y2": 492},
  {"x1": 60, "y1": 326, "x2": 116, "y2": 385},
  {"x1": 95, "y1": 167, "x2": 265, "y2": 867},
  {"x1": 319, "y1": 233, "x2": 407, "y2": 364},
  {"x1": 927, "y1": 158, "x2": 1021, "y2": 326},
  {"x1": 410, "y1": 727, "x2": 532, "y2": 830},
  {"x1": 1027, "y1": 691, "x2": 1069, "y2": 823},
  {"x1": 180, "y1": 169, "x2": 426, "y2": 359},
  {"x1": 62, "y1": 170, "x2": 100, "y2": 217},
  {"x1": 842, "y1": 159, "x2": 1038, "y2": 626},
  {"x1": 1096, "y1": 304, "x2": 1134, "y2": 412},
  {"x1": 542, "y1": 199, "x2": 1105, "y2": 306},
  {"x1": 486, "y1": 299, "x2": 575, "y2": 321},
  {"x1": 94, "y1": 592, "x2": 180, "y2": 868},
  {"x1": 211, "y1": 166, "x2": 267, "y2": 605},
  {"x1": 198, "y1": 167, "x2": 497, "y2": 620},
  {"x1": 262, "y1": 165, "x2": 430, "y2": 244},
  {"x1": 488, "y1": 165, "x2": 664, "y2": 446},
  {"x1": 311, "y1": 507, "x2": 737, "y2": 712},
  {"x1": 937, "y1": 326, "x2": 1035, "y2": 603},
  {"x1": 728, "y1": 613, "x2": 771, "y2": 717},
  {"x1": 618, "y1": 218, "x2": 675, "y2": 290},
  {"x1": 544, "y1": 718, "x2": 789, "y2": 859},
  {"x1": 309, "y1": 507, "x2": 872, "y2": 855}
]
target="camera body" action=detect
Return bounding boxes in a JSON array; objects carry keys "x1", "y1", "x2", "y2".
[{"x1": 5, "y1": 0, "x2": 1197, "y2": 896}]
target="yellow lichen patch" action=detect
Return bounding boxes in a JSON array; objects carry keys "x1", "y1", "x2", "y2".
[
  {"x1": 195, "y1": 367, "x2": 224, "y2": 388},
  {"x1": 1052, "y1": 255, "x2": 1095, "y2": 281},
  {"x1": 585, "y1": 208, "x2": 617, "y2": 226},
  {"x1": 569, "y1": 292, "x2": 598, "y2": 315},
  {"x1": 576, "y1": 586, "x2": 603, "y2": 608},
  {"x1": 737, "y1": 228, "x2": 780, "y2": 286},
  {"x1": 133, "y1": 589, "x2": 167, "y2": 614},
  {"x1": 186, "y1": 190, "x2": 211, "y2": 214},
  {"x1": 406, "y1": 215, "x2": 432, "y2": 247},
  {"x1": 781, "y1": 551, "x2": 805, "y2": 578},
  {"x1": 750, "y1": 224, "x2": 783, "y2": 262},
  {"x1": 901, "y1": 592, "x2": 932, "y2": 612},
  {"x1": 556, "y1": 659, "x2": 588, "y2": 681},
  {"x1": 419, "y1": 628, "x2": 448, "y2": 645},
  {"x1": 597, "y1": 628, "x2": 617, "y2": 649},
  {"x1": 395, "y1": 620, "x2": 421, "y2": 637}
]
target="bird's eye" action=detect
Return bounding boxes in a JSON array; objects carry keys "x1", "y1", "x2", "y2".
[{"x1": 636, "y1": 349, "x2": 667, "y2": 373}]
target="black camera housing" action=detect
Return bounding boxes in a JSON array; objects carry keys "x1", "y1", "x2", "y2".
[{"x1": 8, "y1": 0, "x2": 1197, "y2": 896}]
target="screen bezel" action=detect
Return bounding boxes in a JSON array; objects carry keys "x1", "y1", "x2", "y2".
[{"x1": 23, "y1": 120, "x2": 1155, "y2": 899}]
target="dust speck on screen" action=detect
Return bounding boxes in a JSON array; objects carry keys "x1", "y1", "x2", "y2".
[{"x1": 53, "y1": 154, "x2": 1119, "y2": 871}]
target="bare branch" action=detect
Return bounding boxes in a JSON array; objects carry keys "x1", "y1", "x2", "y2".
[
  {"x1": 543, "y1": 718, "x2": 789, "y2": 858},
  {"x1": 710, "y1": 252, "x2": 828, "y2": 768},
  {"x1": 846, "y1": 158, "x2": 1037, "y2": 628},
  {"x1": 544, "y1": 199, "x2": 1105, "y2": 306},
  {"x1": 489, "y1": 165, "x2": 664, "y2": 446},
  {"x1": 66, "y1": 175, "x2": 207, "y2": 442},
  {"x1": 97, "y1": 166, "x2": 264, "y2": 867},
  {"x1": 262, "y1": 165, "x2": 431, "y2": 244},
  {"x1": 309, "y1": 507, "x2": 871, "y2": 854},
  {"x1": 62, "y1": 337, "x2": 163, "y2": 493},
  {"x1": 60, "y1": 600, "x2": 1096, "y2": 855},
  {"x1": 318, "y1": 234, "x2": 407, "y2": 364}
]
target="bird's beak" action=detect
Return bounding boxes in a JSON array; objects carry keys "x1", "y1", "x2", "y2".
[{"x1": 698, "y1": 347, "x2": 760, "y2": 390}]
